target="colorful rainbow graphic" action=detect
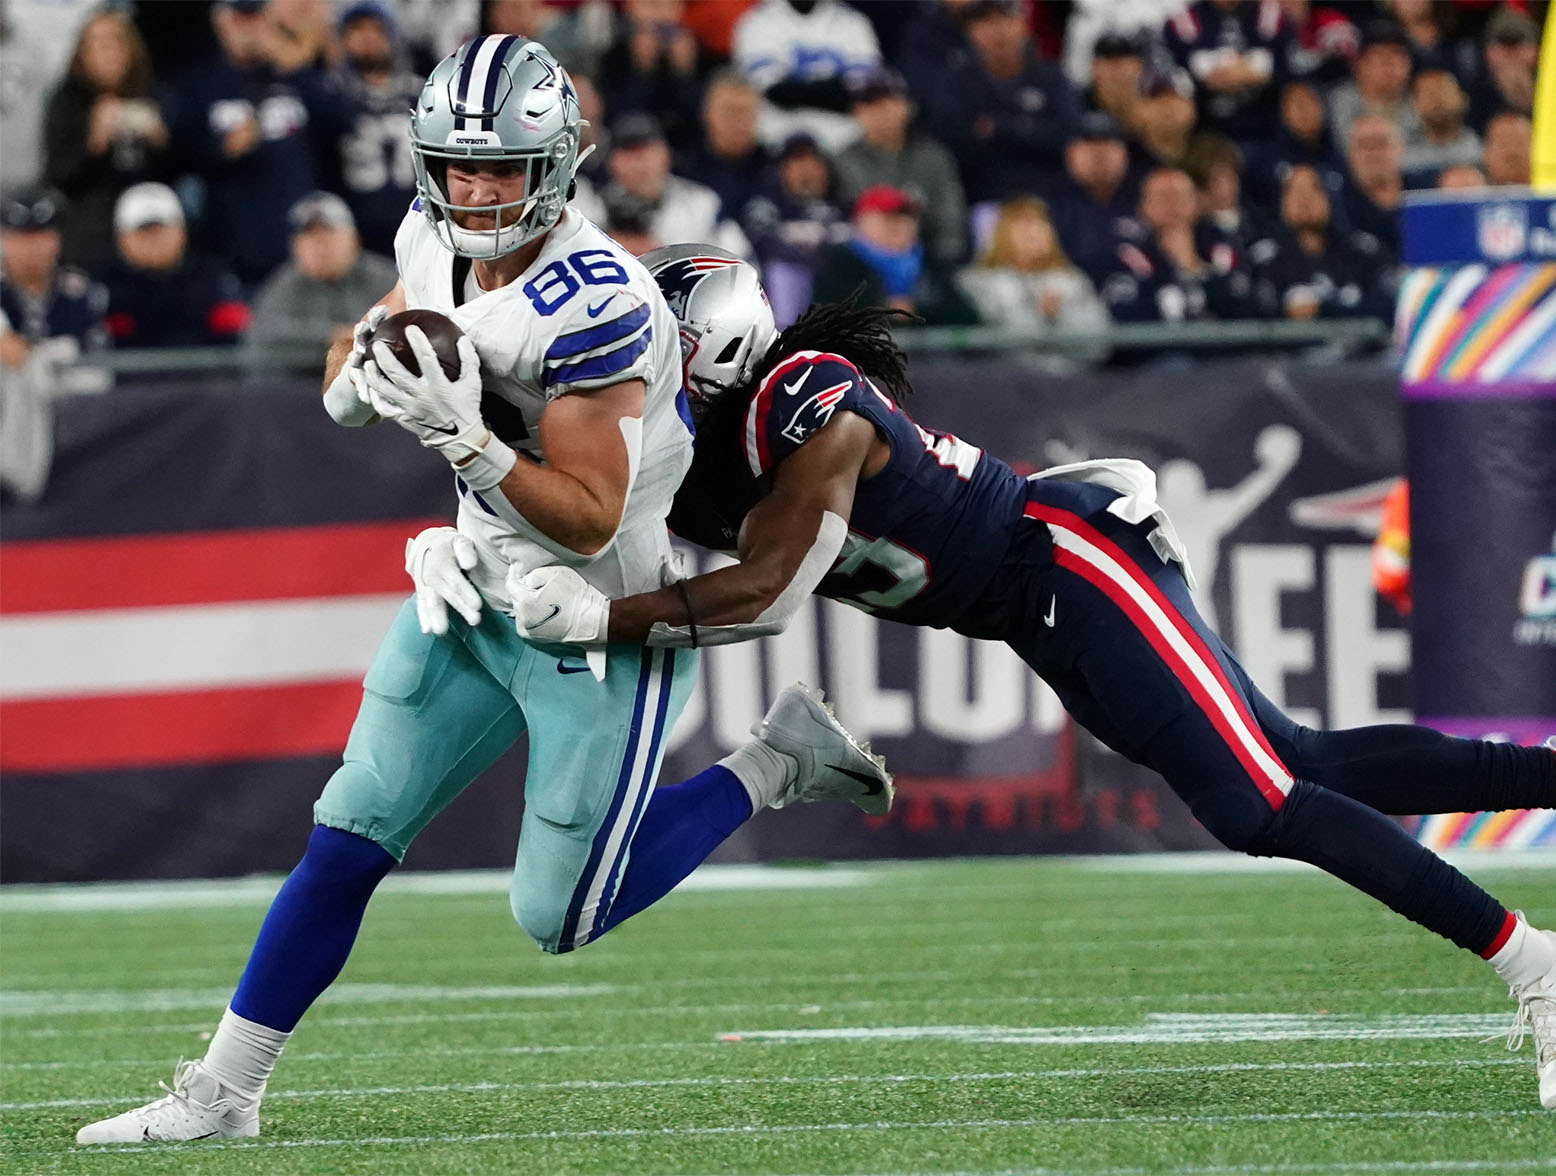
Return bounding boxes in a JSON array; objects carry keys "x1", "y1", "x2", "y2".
[
  {"x1": 1408, "y1": 809, "x2": 1556, "y2": 850},
  {"x1": 1397, "y1": 263, "x2": 1556, "y2": 384}
]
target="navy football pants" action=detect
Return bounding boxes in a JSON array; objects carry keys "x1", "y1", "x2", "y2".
[{"x1": 1009, "y1": 488, "x2": 1554, "y2": 957}]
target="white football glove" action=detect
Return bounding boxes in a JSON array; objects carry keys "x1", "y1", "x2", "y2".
[
  {"x1": 323, "y1": 306, "x2": 387, "y2": 426},
  {"x1": 507, "y1": 565, "x2": 610, "y2": 647},
  {"x1": 362, "y1": 327, "x2": 488, "y2": 463},
  {"x1": 405, "y1": 526, "x2": 483, "y2": 636}
]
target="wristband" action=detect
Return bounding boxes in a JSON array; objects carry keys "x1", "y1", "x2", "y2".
[{"x1": 455, "y1": 434, "x2": 517, "y2": 491}]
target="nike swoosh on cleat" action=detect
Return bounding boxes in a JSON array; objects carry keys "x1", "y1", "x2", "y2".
[
  {"x1": 586, "y1": 296, "x2": 615, "y2": 317},
  {"x1": 828, "y1": 763, "x2": 885, "y2": 794}
]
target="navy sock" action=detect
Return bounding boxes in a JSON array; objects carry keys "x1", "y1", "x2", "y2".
[
  {"x1": 1253, "y1": 779, "x2": 1509, "y2": 955},
  {"x1": 230, "y1": 825, "x2": 396, "y2": 1032},
  {"x1": 598, "y1": 765, "x2": 754, "y2": 935}
]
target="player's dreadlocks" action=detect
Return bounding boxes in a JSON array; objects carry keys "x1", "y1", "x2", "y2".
[{"x1": 751, "y1": 294, "x2": 918, "y2": 405}]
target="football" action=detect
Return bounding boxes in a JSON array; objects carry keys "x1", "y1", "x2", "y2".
[{"x1": 368, "y1": 308, "x2": 465, "y2": 380}]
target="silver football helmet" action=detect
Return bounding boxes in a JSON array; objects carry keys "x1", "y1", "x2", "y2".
[
  {"x1": 642, "y1": 244, "x2": 778, "y2": 419},
  {"x1": 410, "y1": 35, "x2": 587, "y2": 258}
]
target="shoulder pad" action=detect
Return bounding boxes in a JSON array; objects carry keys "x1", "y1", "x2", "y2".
[{"x1": 744, "y1": 351, "x2": 874, "y2": 477}]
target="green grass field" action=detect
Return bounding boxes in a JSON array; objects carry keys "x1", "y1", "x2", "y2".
[{"x1": 3, "y1": 855, "x2": 1554, "y2": 1175}]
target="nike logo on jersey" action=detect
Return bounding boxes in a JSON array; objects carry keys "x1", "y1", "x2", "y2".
[
  {"x1": 586, "y1": 296, "x2": 615, "y2": 318},
  {"x1": 557, "y1": 658, "x2": 591, "y2": 675},
  {"x1": 1044, "y1": 597, "x2": 1057, "y2": 628},
  {"x1": 829, "y1": 763, "x2": 885, "y2": 793},
  {"x1": 782, "y1": 369, "x2": 811, "y2": 397}
]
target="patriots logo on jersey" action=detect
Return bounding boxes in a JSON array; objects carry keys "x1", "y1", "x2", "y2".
[
  {"x1": 655, "y1": 256, "x2": 741, "y2": 320},
  {"x1": 779, "y1": 381, "x2": 849, "y2": 445}
]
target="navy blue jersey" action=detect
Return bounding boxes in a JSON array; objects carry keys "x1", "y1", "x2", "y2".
[{"x1": 668, "y1": 349, "x2": 1030, "y2": 634}]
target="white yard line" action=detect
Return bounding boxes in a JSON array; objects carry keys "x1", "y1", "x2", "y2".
[
  {"x1": 723, "y1": 1012, "x2": 1513, "y2": 1047},
  {"x1": 732, "y1": 1162, "x2": 1555, "y2": 1176},
  {"x1": 6, "y1": 851, "x2": 1548, "y2": 915},
  {"x1": 0, "y1": 864, "x2": 875, "y2": 913},
  {"x1": 0, "y1": 983, "x2": 616, "y2": 1017},
  {"x1": 74, "y1": 1109, "x2": 1551, "y2": 1156},
  {"x1": 1, "y1": 1057, "x2": 1528, "y2": 1110}
]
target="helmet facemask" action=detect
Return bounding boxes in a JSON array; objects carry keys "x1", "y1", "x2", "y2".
[{"x1": 409, "y1": 36, "x2": 586, "y2": 259}]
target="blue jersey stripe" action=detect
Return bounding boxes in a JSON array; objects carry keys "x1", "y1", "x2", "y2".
[
  {"x1": 588, "y1": 648, "x2": 676, "y2": 942},
  {"x1": 542, "y1": 330, "x2": 652, "y2": 389},
  {"x1": 544, "y1": 303, "x2": 651, "y2": 363},
  {"x1": 558, "y1": 648, "x2": 655, "y2": 951}
]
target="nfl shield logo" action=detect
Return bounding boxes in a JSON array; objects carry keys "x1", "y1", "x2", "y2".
[{"x1": 1476, "y1": 203, "x2": 1527, "y2": 261}]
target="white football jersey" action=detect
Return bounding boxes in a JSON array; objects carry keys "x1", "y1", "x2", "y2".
[{"x1": 394, "y1": 206, "x2": 693, "y2": 607}]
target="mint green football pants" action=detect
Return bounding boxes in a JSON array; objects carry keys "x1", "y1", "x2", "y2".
[{"x1": 315, "y1": 598, "x2": 696, "y2": 953}]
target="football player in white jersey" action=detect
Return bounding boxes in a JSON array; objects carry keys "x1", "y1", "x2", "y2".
[{"x1": 76, "y1": 36, "x2": 889, "y2": 1147}]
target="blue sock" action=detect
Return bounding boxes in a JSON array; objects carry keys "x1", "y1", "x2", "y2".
[
  {"x1": 230, "y1": 825, "x2": 396, "y2": 1032},
  {"x1": 598, "y1": 765, "x2": 754, "y2": 935}
]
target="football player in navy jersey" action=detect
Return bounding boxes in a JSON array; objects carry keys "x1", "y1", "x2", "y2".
[{"x1": 418, "y1": 242, "x2": 1556, "y2": 1109}]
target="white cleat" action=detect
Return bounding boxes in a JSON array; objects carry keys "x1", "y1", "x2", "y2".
[
  {"x1": 1505, "y1": 927, "x2": 1556, "y2": 1110},
  {"x1": 75, "y1": 1059, "x2": 259, "y2": 1144},
  {"x1": 753, "y1": 682, "x2": 894, "y2": 816}
]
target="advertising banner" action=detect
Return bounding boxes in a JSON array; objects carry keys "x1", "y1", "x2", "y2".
[
  {"x1": 1397, "y1": 191, "x2": 1556, "y2": 746},
  {"x1": 1, "y1": 360, "x2": 1413, "y2": 880}
]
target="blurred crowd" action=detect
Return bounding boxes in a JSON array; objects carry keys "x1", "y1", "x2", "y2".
[{"x1": 0, "y1": 0, "x2": 1544, "y2": 374}]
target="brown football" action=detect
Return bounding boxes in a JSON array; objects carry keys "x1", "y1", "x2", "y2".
[{"x1": 368, "y1": 309, "x2": 464, "y2": 380}]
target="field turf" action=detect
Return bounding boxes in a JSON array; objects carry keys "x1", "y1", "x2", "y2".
[{"x1": 2, "y1": 855, "x2": 1554, "y2": 1175}]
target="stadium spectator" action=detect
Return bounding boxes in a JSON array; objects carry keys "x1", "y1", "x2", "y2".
[
  {"x1": 1279, "y1": 0, "x2": 1359, "y2": 84},
  {"x1": 1048, "y1": 113, "x2": 1138, "y2": 283},
  {"x1": 1340, "y1": 112, "x2": 1404, "y2": 260},
  {"x1": 831, "y1": 67, "x2": 967, "y2": 267},
  {"x1": 327, "y1": 2, "x2": 424, "y2": 259},
  {"x1": 42, "y1": 9, "x2": 170, "y2": 272},
  {"x1": 163, "y1": 0, "x2": 332, "y2": 286},
  {"x1": 738, "y1": 133, "x2": 848, "y2": 322},
  {"x1": 1100, "y1": 166, "x2": 1250, "y2": 323},
  {"x1": 1164, "y1": 0, "x2": 1292, "y2": 143},
  {"x1": 1242, "y1": 79, "x2": 1345, "y2": 207},
  {"x1": 678, "y1": 70, "x2": 773, "y2": 220},
  {"x1": 732, "y1": 0, "x2": 881, "y2": 151},
  {"x1": 1128, "y1": 65, "x2": 1199, "y2": 172},
  {"x1": 578, "y1": 113, "x2": 753, "y2": 258},
  {"x1": 1184, "y1": 133, "x2": 1261, "y2": 256},
  {"x1": 0, "y1": 0, "x2": 97, "y2": 192},
  {"x1": 930, "y1": 0, "x2": 1081, "y2": 204},
  {"x1": 1061, "y1": 0, "x2": 1184, "y2": 91},
  {"x1": 600, "y1": 188, "x2": 662, "y2": 256},
  {"x1": 598, "y1": 0, "x2": 711, "y2": 154},
  {"x1": 571, "y1": 70, "x2": 610, "y2": 187},
  {"x1": 0, "y1": 184, "x2": 106, "y2": 357},
  {"x1": 479, "y1": 0, "x2": 607, "y2": 76},
  {"x1": 1327, "y1": 19, "x2": 1421, "y2": 147},
  {"x1": 245, "y1": 192, "x2": 397, "y2": 360},
  {"x1": 956, "y1": 196, "x2": 1109, "y2": 343},
  {"x1": 679, "y1": 0, "x2": 758, "y2": 60},
  {"x1": 1437, "y1": 163, "x2": 1487, "y2": 189},
  {"x1": 103, "y1": 182, "x2": 249, "y2": 349},
  {"x1": 1386, "y1": 0, "x2": 1475, "y2": 76},
  {"x1": 895, "y1": 0, "x2": 976, "y2": 101},
  {"x1": 1467, "y1": 7, "x2": 1537, "y2": 133},
  {"x1": 1081, "y1": 32, "x2": 1144, "y2": 127},
  {"x1": 1483, "y1": 111, "x2": 1532, "y2": 187},
  {"x1": 812, "y1": 184, "x2": 974, "y2": 324},
  {"x1": 1248, "y1": 164, "x2": 1393, "y2": 321},
  {"x1": 1402, "y1": 65, "x2": 1481, "y2": 187}
]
